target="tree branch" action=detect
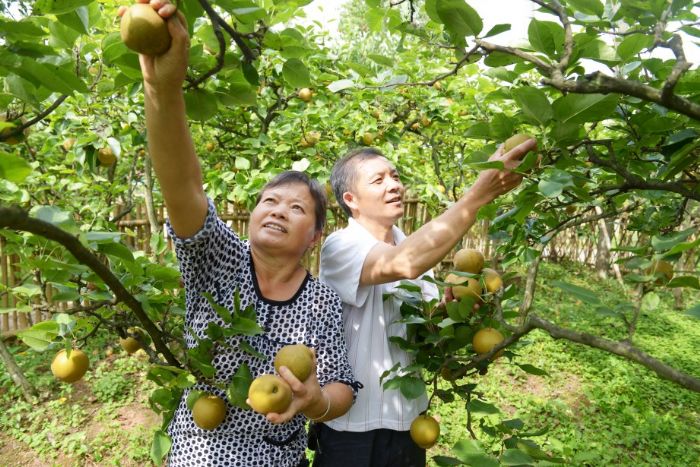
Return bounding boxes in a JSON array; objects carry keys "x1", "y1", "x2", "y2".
[
  {"x1": 0, "y1": 205, "x2": 180, "y2": 368},
  {"x1": 526, "y1": 315, "x2": 700, "y2": 392}
]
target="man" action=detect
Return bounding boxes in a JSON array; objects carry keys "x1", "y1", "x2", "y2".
[{"x1": 315, "y1": 141, "x2": 536, "y2": 466}]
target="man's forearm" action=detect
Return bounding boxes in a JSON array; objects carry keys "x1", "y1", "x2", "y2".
[{"x1": 361, "y1": 190, "x2": 487, "y2": 285}]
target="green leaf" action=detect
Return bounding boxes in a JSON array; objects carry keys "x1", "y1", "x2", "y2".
[
  {"x1": 552, "y1": 93, "x2": 619, "y2": 124},
  {"x1": 550, "y1": 280, "x2": 600, "y2": 304},
  {"x1": 651, "y1": 227, "x2": 696, "y2": 252},
  {"x1": 328, "y1": 79, "x2": 355, "y2": 93},
  {"x1": 617, "y1": 34, "x2": 653, "y2": 60},
  {"x1": 566, "y1": 0, "x2": 604, "y2": 16},
  {"x1": 56, "y1": 7, "x2": 91, "y2": 35},
  {"x1": 528, "y1": 19, "x2": 564, "y2": 56},
  {"x1": 239, "y1": 339, "x2": 266, "y2": 359},
  {"x1": 201, "y1": 292, "x2": 233, "y2": 323},
  {"x1": 17, "y1": 321, "x2": 59, "y2": 351},
  {"x1": 186, "y1": 389, "x2": 204, "y2": 410},
  {"x1": 368, "y1": 54, "x2": 393, "y2": 67},
  {"x1": 34, "y1": 0, "x2": 94, "y2": 15},
  {"x1": 150, "y1": 430, "x2": 172, "y2": 466},
  {"x1": 235, "y1": 157, "x2": 251, "y2": 171},
  {"x1": 501, "y1": 448, "x2": 534, "y2": 465},
  {"x1": 432, "y1": 456, "x2": 464, "y2": 466},
  {"x1": 227, "y1": 363, "x2": 253, "y2": 409},
  {"x1": 30, "y1": 205, "x2": 78, "y2": 232},
  {"x1": 667, "y1": 276, "x2": 700, "y2": 289},
  {"x1": 453, "y1": 439, "x2": 499, "y2": 467},
  {"x1": 399, "y1": 376, "x2": 426, "y2": 399},
  {"x1": 483, "y1": 24, "x2": 511, "y2": 38},
  {"x1": 468, "y1": 399, "x2": 500, "y2": 415},
  {"x1": 11, "y1": 284, "x2": 42, "y2": 298},
  {"x1": 18, "y1": 58, "x2": 88, "y2": 94},
  {"x1": 282, "y1": 58, "x2": 310, "y2": 88},
  {"x1": 227, "y1": 315, "x2": 264, "y2": 337},
  {"x1": 516, "y1": 363, "x2": 549, "y2": 376},
  {"x1": 184, "y1": 89, "x2": 218, "y2": 121},
  {"x1": 436, "y1": 0, "x2": 483, "y2": 39},
  {"x1": 98, "y1": 242, "x2": 135, "y2": 263},
  {"x1": 513, "y1": 87, "x2": 553, "y2": 125},
  {"x1": 230, "y1": 1, "x2": 267, "y2": 24},
  {"x1": 223, "y1": 70, "x2": 257, "y2": 107},
  {"x1": 0, "y1": 152, "x2": 32, "y2": 182},
  {"x1": 641, "y1": 292, "x2": 660, "y2": 313}
]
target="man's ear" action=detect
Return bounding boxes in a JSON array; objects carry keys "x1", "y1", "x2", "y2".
[{"x1": 343, "y1": 191, "x2": 358, "y2": 212}]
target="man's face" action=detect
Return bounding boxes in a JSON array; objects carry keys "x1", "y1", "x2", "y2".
[{"x1": 344, "y1": 156, "x2": 405, "y2": 224}]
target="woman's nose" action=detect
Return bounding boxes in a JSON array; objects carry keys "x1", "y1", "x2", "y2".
[{"x1": 270, "y1": 205, "x2": 288, "y2": 218}]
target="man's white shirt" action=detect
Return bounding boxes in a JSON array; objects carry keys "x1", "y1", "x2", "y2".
[{"x1": 320, "y1": 217, "x2": 439, "y2": 432}]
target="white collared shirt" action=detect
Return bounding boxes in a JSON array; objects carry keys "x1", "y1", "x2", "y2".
[{"x1": 320, "y1": 218, "x2": 439, "y2": 432}]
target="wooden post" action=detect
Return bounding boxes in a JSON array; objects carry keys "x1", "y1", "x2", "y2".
[{"x1": 0, "y1": 238, "x2": 8, "y2": 333}]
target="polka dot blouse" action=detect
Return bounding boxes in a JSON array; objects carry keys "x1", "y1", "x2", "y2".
[{"x1": 165, "y1": 200, "x2": 357, "y2": 466}]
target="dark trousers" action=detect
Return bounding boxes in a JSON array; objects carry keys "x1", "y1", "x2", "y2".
[{"x1": 312, "y1": 423, "x2": 426, "y2": 467}]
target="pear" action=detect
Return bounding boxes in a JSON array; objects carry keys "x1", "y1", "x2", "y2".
[{"x1": 120, "y1": 4, "x2": 171, "y2": 56}]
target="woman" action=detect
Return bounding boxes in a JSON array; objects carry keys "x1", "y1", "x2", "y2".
[{"x1": 122, "y1": 2, "x2": 357, "y2": 465}]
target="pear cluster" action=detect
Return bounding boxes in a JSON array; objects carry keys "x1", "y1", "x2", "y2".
[
  {"x1": 444, "y1": 248, "x2": 503, "y2": 302},
  {"x1": 247, "y1": 344, "x2": 314, "y2": 415}
]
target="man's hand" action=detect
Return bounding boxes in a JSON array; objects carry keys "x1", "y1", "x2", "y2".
[{"x1": 467, "y1": 137, "x2": 537, "y2": 207}]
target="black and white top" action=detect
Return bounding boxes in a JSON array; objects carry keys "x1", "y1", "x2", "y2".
[{"x1": 166, "y1": 200, "x2": 357, "y2": 467}]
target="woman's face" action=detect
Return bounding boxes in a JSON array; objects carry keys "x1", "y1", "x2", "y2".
[{"x1": 248, "y1": 183, "x2": 320, "y2": 259}]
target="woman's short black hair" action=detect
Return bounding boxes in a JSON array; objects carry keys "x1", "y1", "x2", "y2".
[{"x1": 256, "y1": 171, "x2": 327, "y2": 232}]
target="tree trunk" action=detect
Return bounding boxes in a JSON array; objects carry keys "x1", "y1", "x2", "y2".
[
  {"x1": 595, "y1": 222, "x2": 609, "y2": 278},
  {"x1": 0, "y1": 337, "x2": 36, "y2": 403}
]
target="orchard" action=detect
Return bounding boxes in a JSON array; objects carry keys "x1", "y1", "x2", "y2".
[{"x1": 0, "y1": 0, "x2": 699, "y2": 465}]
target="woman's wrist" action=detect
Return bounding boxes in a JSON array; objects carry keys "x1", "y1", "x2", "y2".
[{"x1": 306, "y1": 390, "x2": 331, "y2": 422}]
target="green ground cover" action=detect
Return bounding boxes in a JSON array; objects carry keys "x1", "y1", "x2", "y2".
[{"x1": 0, "y1": 261, "x2": 698, "y2": 466}]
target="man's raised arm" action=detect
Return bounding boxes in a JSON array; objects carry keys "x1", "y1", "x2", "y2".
[{"x1": 360, "y1": 138, "x2": 537, "y2": 285}]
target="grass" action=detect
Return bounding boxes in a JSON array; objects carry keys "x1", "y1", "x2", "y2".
[
  {"x1": 0, "y1": 260, "x2": 698, "y2": 465},
  {"x1": 430, "y1": 260, "x2": 700, "y2": 466}
]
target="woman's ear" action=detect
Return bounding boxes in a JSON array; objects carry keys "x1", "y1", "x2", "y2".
[{"x1": 308, "y1": 230, "x2": 322, "y2": 250}]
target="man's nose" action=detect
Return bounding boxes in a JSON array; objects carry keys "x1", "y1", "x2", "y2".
[{"x1": 387, "y1": 178, "x2": 403, "y2": 192}]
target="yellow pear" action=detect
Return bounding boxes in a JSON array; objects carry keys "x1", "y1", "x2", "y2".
[
  {"x1": 51, "y1": 348, "x2": 89, "y2": 383},
  {"x1": 192, "y1": 394, "x2": 227, "y2": 430},
  {"x1": 453, "y1": 248, "x2": 484, "y2": 274},
  {"x1": 298, "y1": 88, "x2": 313, "y2": 102},
  {"x1": 410, "y1": 415, "x2": 440, "y2": 449},
  {"x1": 503, "y1": 133, "x2": 534, "y2": 152},
  {"x1": 248, "y1": 374, "x2": 293, "y2": 414},
  {"x1": 362, "y1": 132, "x2": 375, "y2": 146},
  {"x1": 97, "y1": 147, "x2": 117, "y2": 166},
  {"x1": 445, "y1": 273, "x2": 482, "y2": 301},
  {"x1": 274, "y1": 344, "x2": 314, "y2": 382},
  {"x1": 119, "y1": 336, "x2": 141, "y2": 354},
  {"x1": 472, "y1": 328, "x2": 504, "y2": 358},
  {"x1": 120, "y1": 4, "x2": 171, "y2": 56},
  {"x1": 646, "y1": 260, "x2": 674, "y2": 284},
  {"x1": 482, "y1": 268, "x2": 503, "y2": 294}
]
